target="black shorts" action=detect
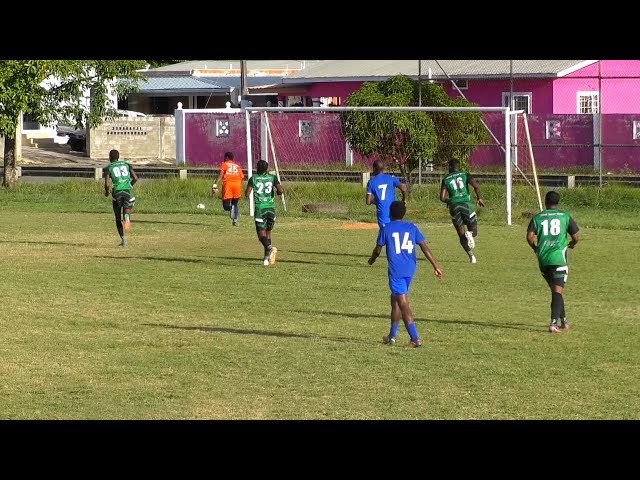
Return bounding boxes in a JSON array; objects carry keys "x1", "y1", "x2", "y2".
[
  {"x1": 448, "y1": 201, "x2": 476, "y2": 229},
  {"x1": 254, "y1": 207, "x2": 276, "y2": 232},
  {"x1": 112, "y1": 190, "x2": 135, "y2": 209},
  {"x1": 540, "y1": 265, "x2": 568, "y2": 288}
]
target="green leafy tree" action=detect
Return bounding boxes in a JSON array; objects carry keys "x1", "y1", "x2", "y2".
[
  {"x1": 0, "y1": 60, "x2": 147, "y2": 187},
  {"x1": 340, "y1": 75, "x2": 489, "y2": 189}
]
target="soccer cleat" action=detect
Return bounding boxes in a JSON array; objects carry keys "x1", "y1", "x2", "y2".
[
  {"x1": 268, "y1": 246, "x2": 278, "y2": 265},
  {"x1": 560, "y1": 320, "x2": 571, "y2": 331},
  {"x1": 124, "y1": 218, "x2": 131, "y2": 232},
  {"x1": 382, "y1": 335, "x2": 396, "y2": 345},
  {"x1": 468, "y1": 251, "x2": 477, "y2": 264},
  {"x1": 465, "y1": 230, "x2": 475, "y2": 249},
  {"x1": 409, "y1": 338, "x2": 423, "y2": 348},
  {"x1": 263, "y1": 258, "x2": 269, "y2": 266},
  {"x1": 232, "y1": 220, "x2": 238, "y2": 226},
  {"x1": 119, "y1": 237, "x2": 127, "y2": 247},
  {"x1": 548, "y1": 324, "x2": 561, "y2": 334}
]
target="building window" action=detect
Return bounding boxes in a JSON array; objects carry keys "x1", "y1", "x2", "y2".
[
  {"x1": 451, "y1": 79, "x2": 468, "y2": 90},
  {"x1": 577, "y1": 91, "x2": 599, "y2": 114},
  {"x1": 320, "y1": 96, "x2": 341, "y2": 107},
  {"x1": 299, "y1": 120, "x2": 311, "y2": 139},
  {"x1": 633, "y1": 120, "x2": 640, "y2": 140},
  {"x1": 546, "y1": 120, "x2": 562, "y2": 140},
  {"x1": 216, "y1": 119, "x2": 230, "y2": 137},
  {"x1": 502, "y1": 92, "x2": 532, "y2": 114}
]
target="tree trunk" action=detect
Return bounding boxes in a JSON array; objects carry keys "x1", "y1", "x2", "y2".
[{"x1": 3, "y1": 135, "x2": 18, "y2": 188}]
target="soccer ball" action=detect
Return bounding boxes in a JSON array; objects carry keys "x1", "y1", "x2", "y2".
[{"x1": 196, "y1": 203, "x2": 206, "y2": 209}]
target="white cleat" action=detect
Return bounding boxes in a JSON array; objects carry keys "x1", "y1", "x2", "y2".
[
  {"x1": 468, "y1": 251, "x2": 477, "y2": 264},
  {"x1": 263, "y1": 258, "x2": 269, "y2": 266},
  {"x1": 465, "y1": 230, "x2": 475, "y2": 249}
]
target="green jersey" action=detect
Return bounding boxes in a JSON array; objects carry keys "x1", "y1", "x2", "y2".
[
  {"x1": 250, "y1": 173, "x2": 280, "y2": 209},
  {"x1": 442, "y1": 171, "x2": 472, "y2": 204},
  {"x1": 105, "y1": 160, "x2": 134, "y2": 192},
  {"x1": 528, "y1": 209, "x2": 579, "y2": 268}
]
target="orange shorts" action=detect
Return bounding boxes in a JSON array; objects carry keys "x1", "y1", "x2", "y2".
[{"x1": 222, "y1": 183, "x2": 242, "y2": 200}]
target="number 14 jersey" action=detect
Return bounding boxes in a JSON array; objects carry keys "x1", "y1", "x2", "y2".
[{"x1": 376, "y1": 220, "x2": 425, "y2": 278}]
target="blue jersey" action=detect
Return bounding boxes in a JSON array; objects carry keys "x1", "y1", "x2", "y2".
[
  {"x1": 366, "y1": 173, "x2": 401, "y2": 226},
  {"x1": 376, "y1": 220, "x2": 425, "y2": 278}
]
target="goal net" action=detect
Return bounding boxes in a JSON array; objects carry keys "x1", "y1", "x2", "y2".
[{"x1": 243, "y1": 106, "x2": 537, "y2": 224}]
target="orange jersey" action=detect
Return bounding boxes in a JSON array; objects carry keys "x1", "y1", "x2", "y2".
[{"x1": 220, "y1": 160, "x2": 244, "y2": 185}]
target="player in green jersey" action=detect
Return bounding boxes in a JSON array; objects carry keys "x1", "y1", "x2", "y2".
[
  {"x1": 104, "y1": 149, "x2": 138, "y2": 247},
  {"x1": 527, "y1": 190, "x2": 580, "y2": 333},
  {"x1": 244, "y1": 160, "x2": 284, "y2": 266},
  {"x1": 439, "y1": 160, "x2": 485, "y2": 263}
]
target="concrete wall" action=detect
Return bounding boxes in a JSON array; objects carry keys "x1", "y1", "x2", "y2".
[{"x1": 88, "y1": 115, "x2": 175, "y2": 160}]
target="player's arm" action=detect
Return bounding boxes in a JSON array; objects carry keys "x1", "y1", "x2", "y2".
[
  {"x1": 103, "y1": 168, "x2": 110, "y2": 197},
  {"x1": 275, "y1": 179, "x2": 284, "y2": 196},
  {"x1": 468, "y1": 175, "x2": 485, "y2": 207},
  {"x1": 129, "y1": 165, "x2": 139, "y2": 186},
  {"x1": 368, "y1": 245, "x2": 382, "y2": 265},
  {"x1": 526, "y1": 220, "x2": 537, "y2": 252},
  {"x1": 212, "y1": 171, "x2": 223, "y2": 196},
  {"x1": 398, "y1": 182, "x2": 408, "y2": 203},
  {"x1": 439, "y1": 180, "x2": 448, "y2": 204},
  {"x1": 244, "y1": 177, "x2": 253, "y2": 199},
  {"x1": 418, "y1": 240, "x2": 443, "y2": 279},
  {"x1": 568, "y1": 217, "x2": 579, "y2": 249}
]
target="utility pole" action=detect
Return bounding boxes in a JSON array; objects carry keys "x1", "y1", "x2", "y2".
[{"x1": 240, "y1": 60, "x2": 249, "y2": 107}]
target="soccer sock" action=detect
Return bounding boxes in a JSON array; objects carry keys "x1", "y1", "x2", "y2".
[
  {"x1": 406, "y1": 323, "x2": 419, "y2": 342},
  {"x1": 116, "y1": 220, "x2": 124, "y2": 238},
  {"x1": 459, "y1": 235, "x2": 471, "y2": 253},
  {"x1": 551, "y1": 292, "x2": 563, "y2": 324},
  {"x1": 124, "y1": 213, "x2": 130, "y2": 222},
  {"x1": 389, "y1": 323, "x2": 399, "y2": 339},
  {"x1": 233, "y1": 205, "x2": 239, "y2": 220},
  {"x1": 259, "y1": 236, "x2": 271, "y2": 255}
]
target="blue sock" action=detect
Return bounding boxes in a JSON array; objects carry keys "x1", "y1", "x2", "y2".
[
  {"x1": 233, "y1": 205, "x2": 239, "y2": 220},
  {"x1": 389, "y1": 323, "x2": 399, "y2": 339},
  {"x1": 406, "y1": 323, "x2": 419, "y2": 342}
]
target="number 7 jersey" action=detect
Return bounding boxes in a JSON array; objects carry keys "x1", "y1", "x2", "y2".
[
  {"x1": 528, "y1": 208, "x2": 579, "y2": 268},
  {"x1": 376, "y1": 220, "x2": 425, "y2": 278}
]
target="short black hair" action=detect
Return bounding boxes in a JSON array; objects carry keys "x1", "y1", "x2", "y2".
[
  {"x1": 224, "y1": 151, "x2": 234, "y2": 160},
  {"x1": 373, "y1": 160, "x2": 384, "y2": 173},
  {"x1": 256, "y1": 159, "x2": 268, "y2": 173},
  {"x1": 545, "y1": 190, "x2": 560, "y2": 206},
  {"x1": 389, "y1": 200, "x2": 406, "y2": 220},
  {"x1": 109, "y1": 149, "x2": 119, "y2": 162},
  {"x1": 449, "y1": 160, "x2": 460, "y2": 172}
]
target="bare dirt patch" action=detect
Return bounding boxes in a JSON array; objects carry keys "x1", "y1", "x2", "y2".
[{"x1": 338, "y1": 222, "x2": 378, "y2": 230}]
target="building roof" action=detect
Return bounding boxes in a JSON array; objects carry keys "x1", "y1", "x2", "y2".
[
  {"x1": 136, "y1": 76, "x2": 285, "y2": 95},
  {"x1": 280, "y1": 60, "x2": 598, "y2": 82},
  {"x1": 148, "y1": 60, "x2": 321, "y2": 74}
]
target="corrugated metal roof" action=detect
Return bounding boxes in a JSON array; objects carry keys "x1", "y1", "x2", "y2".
[
  {"x1": 150, "y1": 60, "x2": 321, "y2": 73},
  {"x1": 137, "y1": 76, "x2": 286, "y2": 93},
  {"x1": 282, "y1": 60, "x2": 597, "y2": 82}
]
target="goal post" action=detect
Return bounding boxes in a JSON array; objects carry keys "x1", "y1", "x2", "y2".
[{"x1": 244, "y1": 105, "x2": 539, "y2": 224}]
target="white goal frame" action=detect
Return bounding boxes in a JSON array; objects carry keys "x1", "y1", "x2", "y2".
[{"x1": 244, "y1": 106, "x2": 524, "y2": 223}]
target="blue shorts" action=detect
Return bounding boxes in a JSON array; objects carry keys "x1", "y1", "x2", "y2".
[{"x1": 389, "y1": 276, "x2": 412, "y2": 295}]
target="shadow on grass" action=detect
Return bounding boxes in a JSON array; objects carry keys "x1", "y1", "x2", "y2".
[
  {"x1": 288, "y1": 249, "x2": 368, "y2": 259},
  {"x1": 143, "y1": 323, "x2": 367, "y2": 344},
  {"x1": 197, "y1": 254, "x2": 367, "y2": 268},
  {"x1": 126, "y1": 219, "x2": 210, "y2": 227},
  {"x1": 95, "y1": 255, "x2": 206, "y2": 264},
  {"x1": 0, "y1": 239, "x2": 87, "y2": 247},
  {"x1": 296, "y1": 309, "x2": 537, "y2": 332}
]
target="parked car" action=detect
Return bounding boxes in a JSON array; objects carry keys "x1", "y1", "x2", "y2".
[{"x1": 56, "y1": 110, "x2": 146, "y2": 152}]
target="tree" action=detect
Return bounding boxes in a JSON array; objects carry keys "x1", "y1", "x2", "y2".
[
  {"x1": 0, "y1": 60, "x2": 147, "y2": 187},
  {"x1": 340, "y1": 75, "x2": 489, "y2": 189}
]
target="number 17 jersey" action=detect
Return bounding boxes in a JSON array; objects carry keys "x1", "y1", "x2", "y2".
[{"x1": 376, "y1": 220, "x2": 425, "y2": 278}]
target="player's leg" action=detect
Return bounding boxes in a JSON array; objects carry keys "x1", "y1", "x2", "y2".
[
  {"x1": 543, "y1": 266, "x2": 567, "y2": 333},
  {"x1": 231, "y1": 198, "x2": 239, "y2": 226},
  {"x1": 254, "y1": 208, "x2": 271, "y2": 265},
  {"x1": 122, "y1": 191, "x2": 135, "y2": 232},
  {"x1": 389, "y1": 277, "x2": 422, "y2": 346},
  {"x1": 465, "y1": 203, "x2": 478, "y2": 248},
  {"x1": 265, "y1": 210, "x2": 277, "y2": 265},
  {"x1": 222, "y1": 198, "x2": 233, "y2": 221},
  {"x1": 383, "y1": 293, "x2": 401, "y2": 344},
  {"x1": 112, "y1": 199, "x2": 125, "y2": 245}
]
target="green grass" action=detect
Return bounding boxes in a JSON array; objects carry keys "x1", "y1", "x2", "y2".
[{"x1": 0, "y1": 179, "x2": 638, "y2": 419}]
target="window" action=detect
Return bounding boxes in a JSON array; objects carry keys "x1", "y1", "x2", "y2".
[
  {"x1": 451, "y1": 79, "x2": 468, "y2": 90},
  {"x1": 577, "y1": 91, "x2": 599, "y2": 114},
  {"x1": 546, "y1": 120, "x2": 562, "y2": 140},
  {"x1": 320, "y1": 96, "x2": 341, "y2": 106},
  {"x1": 502, "y1": 92, "x2": 532, "y2": 114},
  {"x1": 633, "y1": 120, "x2": 640, "y2": 140}
]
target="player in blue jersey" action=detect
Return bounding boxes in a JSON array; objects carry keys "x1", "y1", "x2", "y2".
[
  {"x1": 366, "y1": 160, "x2": 407, "y2": 229},
  {"x1": 368, "y1": 201, "x2": 443, "y2": 347}
]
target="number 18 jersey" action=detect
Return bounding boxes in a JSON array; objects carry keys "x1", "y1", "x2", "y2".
[
  {"x1": 528, "y1": 208, "x2": 579, "y2": 268},
  {"x1": 376, "y1": 220, "x2": 425, "y2": 278}
]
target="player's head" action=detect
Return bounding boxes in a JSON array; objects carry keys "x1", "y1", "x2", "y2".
[
  {"x1": 545, "y1": 190, "x2": 560, "y2": 208},
  {"x1": 256, "y1": 159, "x2": 268, "y2": 174},
  {"x1": 372, "y1": 160, "x2": 385, "y2": 174},
  {"x1": 389, "y1": 200, "x2": 406, "y2": 220},
  {"x1": 224, "y1": 151, "x2": 234, "y2": 161},
  {"x1": 448, "y1": 160, "x2": 460, "y2": 173},
  {"x1": 109, "y1": 149, "x2": 119, "y2": 162}
]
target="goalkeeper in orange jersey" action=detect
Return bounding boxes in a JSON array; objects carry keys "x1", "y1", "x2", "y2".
[{"x1": 212, "y1": 151, "x2": 244, "y2": 226}]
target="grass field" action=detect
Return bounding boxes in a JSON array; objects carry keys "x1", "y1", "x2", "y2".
[{"x1": 0, "y1": 179, "x2": 638, "y2": 419}]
